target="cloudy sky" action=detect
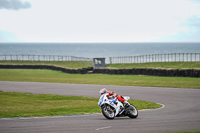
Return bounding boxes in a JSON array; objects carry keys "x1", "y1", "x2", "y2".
[{"x1": 0, "y1": 0, "x2": 200, "y2": 43}]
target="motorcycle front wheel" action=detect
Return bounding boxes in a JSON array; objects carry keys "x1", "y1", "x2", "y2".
[
  {"x1": 101, "y1": 105, "x2": 115, "y2": 119},
  {"x1": 128, "y1": 104, "x2": 138, "y2": 118}
]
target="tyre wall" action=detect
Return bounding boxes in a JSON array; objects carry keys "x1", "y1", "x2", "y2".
[{"x1": 0, "y1": 65, "x2": 199, "y2": 77}]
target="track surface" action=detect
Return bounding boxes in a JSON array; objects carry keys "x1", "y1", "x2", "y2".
[{"x1": 0, "y1": 81, "x2": 200, "y2": 133}]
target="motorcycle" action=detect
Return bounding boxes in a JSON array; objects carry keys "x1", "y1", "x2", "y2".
[{"x1": 98, "y1": 93, "x2": 138, "y2": 119}]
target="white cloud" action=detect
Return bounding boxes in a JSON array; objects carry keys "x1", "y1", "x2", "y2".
[{"x1": 0, "y1": 0, "x2": 31, "y2": 10}]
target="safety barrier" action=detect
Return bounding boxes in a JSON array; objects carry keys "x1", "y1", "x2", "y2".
[
  {"x1": 0, "y1": 55, "x2": 92, "y2": 62},
  {"x1": 109, "y1": 53, "x2": 200, "y2": 64}
]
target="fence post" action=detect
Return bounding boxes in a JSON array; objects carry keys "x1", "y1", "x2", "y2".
[
  {"x1": 110, "y1": 57, "x2": 112, "y2": 64},
  {"x1": 145, "y1": 55, "x2": 147, "y2": 63},
  {"x1": 66, "y1": 56, "x2": 68, "y2": 61},
  {"x1": 167, "y1": 54, "x2": 169, "y2": 62},
  {"x1": 160, "y1": 54, "x2": 161, "y2": 62},
  {"x1": 142, "y1": 55, "x2": 143, "y2": 63},
  {"x1": 138, "y1": 56, "x2": 140, "y2": 63},
  {"x1": 175, "y1": 53, "x2": 176, "y2": 62},
  {"x1": 160, "y1": 54, "x2": 162, "y2": 62},
  {"x1": 191, "y1": 53, "x2": 192, "y2": 62},
  {"x1": 148, "y1": 55, "x2": 150, "y2": 63},
  {"x1": 186, "y1": 53, "x2": 187, "y2": 62},
  {"x1": 163, "y1": 54, "x2": 165, "y2": 62},
  {"x1": 199, "y1": 53, "x2": 200, "y2": 62},
  {"x1": 138, "y1": 56, "x2": 139, "y2": 63},
  {"x1": 157, "y1": 54, "x2": 159, "y2": 62},
  {"x1": 131, "y1": 56, "x2": 133, "y2": 63},
  {"x1": 170, "y1": 53, "x2": 172, "y2": 62}
]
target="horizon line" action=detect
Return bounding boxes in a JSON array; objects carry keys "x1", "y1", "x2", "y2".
[{"x1": 0, "y1": 42, "x2": 200, "y2": 44}]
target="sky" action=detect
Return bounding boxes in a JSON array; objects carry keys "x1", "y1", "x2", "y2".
[{"x1": 0, "y1": 0, "x2": 200, "y2": 43}]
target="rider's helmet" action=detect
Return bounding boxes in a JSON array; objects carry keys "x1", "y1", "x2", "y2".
[{"x1": 99, "y1": 88, "x2": 107, "y2": 95}]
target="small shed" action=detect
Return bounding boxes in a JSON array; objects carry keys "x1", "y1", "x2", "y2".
[{"x1": 93, "y1": 58, "x2": 106, "y2": 69}]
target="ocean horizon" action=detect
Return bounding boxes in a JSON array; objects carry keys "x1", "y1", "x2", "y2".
[{"x1": 0, "y1": 42, "x2": 200, "y2": 62}]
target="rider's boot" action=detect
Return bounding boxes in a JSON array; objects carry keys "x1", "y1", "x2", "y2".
[{"x1": 123, "y1": 101, "x2": 130, "y2": 108}]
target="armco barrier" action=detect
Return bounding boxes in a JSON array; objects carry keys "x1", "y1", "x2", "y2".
[{"x1": 0, "y1": 65, "x2": 199, "y2": 77}]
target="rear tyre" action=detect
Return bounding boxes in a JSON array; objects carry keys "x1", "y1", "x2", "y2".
[
  {"x1": 101, "y1": 105, "x2": 115, "y2": 119},
  {"x1": 128, "y1": 104, "x2": 138, "y2": 118}
]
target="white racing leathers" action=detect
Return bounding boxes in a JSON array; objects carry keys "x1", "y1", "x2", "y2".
[{"x1": 98, "y1": 93, "x2": 138, "y2": 119}]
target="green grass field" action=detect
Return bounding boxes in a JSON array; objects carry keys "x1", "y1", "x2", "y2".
[
  {"x1": 0, "y1": 69, "x2": 200, "y2": 89},
  {"x1": 0, "y1": 91, "x2": 161, "y2": 118}
]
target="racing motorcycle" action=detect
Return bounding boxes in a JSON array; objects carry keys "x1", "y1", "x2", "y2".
[{"x1": 98, "y1": 93, "x2": 138, "y2": 119}]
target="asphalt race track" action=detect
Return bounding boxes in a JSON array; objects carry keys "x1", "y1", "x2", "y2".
[{"x1": 0, "y1": 81, "x2": 200, "y2": 133}]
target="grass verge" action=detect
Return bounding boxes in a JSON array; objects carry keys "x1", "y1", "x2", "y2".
[
  {"x1": 0, "y1": 91, "x2": 161, "y2": 118},
  {"x1": 0, "y1": 61, "x2": 93, "y2": 69},
  {"x1": 0, "y1": 69, "x2": 200, "y2": 89},
  {"x1": 107, "y1": 62, "x2": 200, "y2": 70},
  {"x1": 161, "y1": 131, "x2": 200, "y2": 133}
]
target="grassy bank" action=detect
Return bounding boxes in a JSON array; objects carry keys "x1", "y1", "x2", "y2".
[
  {"x1": 0, "y1": 61, "x2": 93, "y2": 69},
  {"x1": 107, "y1": 62, "x2": 200, "y2": 69},
  {"x1": 0, "y1": 91, "x2": 161, "y2": 118},
  {"x1": 1, "y1": 61, "x2": 200, "y2": 70},
  {"x1": 0, "y1": 69, "x2": 200, "y2": 89}
]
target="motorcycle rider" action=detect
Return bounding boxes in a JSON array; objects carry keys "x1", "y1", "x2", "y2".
[{"x1": 99, "y1": 88, "x2": 130, "y2": 107}]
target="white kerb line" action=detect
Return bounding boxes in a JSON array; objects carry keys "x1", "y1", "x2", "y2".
[{"x1": 96, "y1": 126, "x2": 112, "y2": 131}]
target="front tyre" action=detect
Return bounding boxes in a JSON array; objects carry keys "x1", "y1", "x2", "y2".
[
  {"x1": 101, "y1": 105, "x2": 115, "y2": 119},
  {"x1": 128, "y1": 104, "x2": 138, "y2": 118}
]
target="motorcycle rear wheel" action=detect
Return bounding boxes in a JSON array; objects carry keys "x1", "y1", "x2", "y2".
[{"x1": 101, "y1": 105, "x2": 115, "y2": 119}]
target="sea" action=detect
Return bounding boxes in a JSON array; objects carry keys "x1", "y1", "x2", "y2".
[{"x1": 0, "y1": 42, "x2": 200, "y2": 63}]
